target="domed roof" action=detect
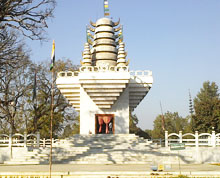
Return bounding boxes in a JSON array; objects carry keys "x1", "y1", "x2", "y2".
[{"x1": 96, "y1": 17, "x2": 113, "y2": 27}]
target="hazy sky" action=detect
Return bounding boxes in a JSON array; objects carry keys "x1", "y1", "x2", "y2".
[{"x1": 27, "y1": 0, "x2": 220, "y2": 130}]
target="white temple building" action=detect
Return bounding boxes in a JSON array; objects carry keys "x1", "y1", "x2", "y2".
[{"x1": 56, "y1": 17, "x2": 153, "y2": 134}]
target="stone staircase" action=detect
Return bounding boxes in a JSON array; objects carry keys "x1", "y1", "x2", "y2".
[{"x1": 3, "y1": 134, "x2": 194, "y2": 165}]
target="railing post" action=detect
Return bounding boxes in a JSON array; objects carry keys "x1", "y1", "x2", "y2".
[
  {"x1": 43, "y1": 138, "x2": 46, "y2": 147},
  {"x1": 24, "y1": 132, "x2": 27, "y2": 148},
  {"x1": 179, "y1": 131, "x2": 182, "y2": 143},
  {"x1": 9, "y1": 133, "x2": 12, "y2": 148},
  {"x1": 165, "y1": 131, "x2": 168, "y2": 147},
  {"x1": 212, "y1": 131, "x2": 216, "y2": 147},
  {"x1": 9, "y1": 132, "x2": 13, "y2": 159},
  {"x1": 195, "y1": 131, "x2": 199, "y2": 147},
  {"x1": 37, "y1": 131, "x2": 40, "y2": 148}
]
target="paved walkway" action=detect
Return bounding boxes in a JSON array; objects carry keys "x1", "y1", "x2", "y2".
[{"x1": 0, "y1": 164, "x2": 220, "y2": 176}]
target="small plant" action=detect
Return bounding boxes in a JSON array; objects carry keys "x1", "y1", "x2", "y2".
[
  {"x1": 211, "y1": 163, "x2": 220, "y2": 166},
  {"x1": 174, "y1": 175, "x2": 189, "y2": 178}
]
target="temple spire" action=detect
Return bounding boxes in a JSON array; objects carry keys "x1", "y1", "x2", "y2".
[
  {"x1": 117, "y1": 42, "x2": 127, "y2": 66},
  {"x1": 81, "y1": 43, "x2": 92, "y2": 66}
]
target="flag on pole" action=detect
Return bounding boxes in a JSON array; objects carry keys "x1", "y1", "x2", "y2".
[
  {"x1": 161, "y1": 115, "x2": 165, "y2": 131},
  {"x1": 160, "y1": 101, "x2": 165, "y2": 131},
  {"x1": 50, "y1": 40, "x2": 55, "y2": 71},
  {"x1": 32, "y1": 71, "x2": 37, "y2": 102},
  {"x1": 104, "y1": 0, "x2": 110, "y2": 16}
]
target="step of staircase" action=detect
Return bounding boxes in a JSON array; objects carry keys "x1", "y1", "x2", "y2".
[{"x1": 3, "y1": 134, "x2": 193, "y2": 165}]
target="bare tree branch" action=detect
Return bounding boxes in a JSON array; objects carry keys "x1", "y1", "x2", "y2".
[{"x1": 0, "y1": 0, "x2": 56, "y2": 40}]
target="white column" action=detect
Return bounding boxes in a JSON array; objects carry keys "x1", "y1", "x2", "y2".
[
  {"x1": 165, "y1": 131, "x2": 168, "y2": 147},
  {"x1": 9, "y1": 133, "x2": 12, "y2": 148},
  {"x1": 195, "y1": 131, "x2": 199, "y2": 147},
  {"x1": 179, "y1": 131, "x2": 182, "y2": 143},
  {"x1": 211, "y1": 131, "x2": 216, "y2": 147},
  {"x1": 24, "y1": 132, "x2": 27, "y2": 148},
  {"x1": 52, "y1": 138, "x2": 54, "y2": 146},
  {"x1": 37, "y1": 131, "x2": 40, "y2": 148},
  {"x1": 43, "y1": 138, "x2": 46, "y2": 147}
]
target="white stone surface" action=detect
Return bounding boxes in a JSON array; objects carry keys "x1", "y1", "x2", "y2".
[
  {"x1": 56, "y1": 16, "x2": 153, "y2": 134},
  {"x1": 57, "y1": 69, "x2": 153, "y2": 133},
  {"x1": 2, "y1": 135, "x2": 220, "y2": 165},
  {"x1": 80, "y1": 83, "x2": 129, "y2": 134}
]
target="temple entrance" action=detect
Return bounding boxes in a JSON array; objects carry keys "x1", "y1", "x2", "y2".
[{"x1": 95, "y1": 114, "x2": 114, "y2": 134}]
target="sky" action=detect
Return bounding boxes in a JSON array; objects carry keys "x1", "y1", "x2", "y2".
[{"x1": 27, "y1": 0, "x2": 220, "y2": 130}]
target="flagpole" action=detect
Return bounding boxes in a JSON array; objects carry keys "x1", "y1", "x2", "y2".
[
  {"x1": 160, "y1": 101, "x2": 165, "y2": 131},
  {"x1": 49, "y1": 40, "x2": 55, "y2": 178},
  {"x1": 49, "y1": 68, "x2": 54, "y2": 178}
]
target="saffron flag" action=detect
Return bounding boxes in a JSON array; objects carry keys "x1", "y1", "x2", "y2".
[
  {"x1": 50, "y1": 40, "x2": 55, "y2": 71},
  {"x1": 104, "y1": 0, "x2": 110, "y2": 16}
]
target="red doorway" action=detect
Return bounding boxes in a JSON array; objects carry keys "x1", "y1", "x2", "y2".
[{"x1": 95, "y1": 114, "x2": 114, "y2": 134}]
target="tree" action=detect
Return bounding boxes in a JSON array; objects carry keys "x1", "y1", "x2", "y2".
[
  {"x1": 0, "y1": 30, "x2": 28, "y2": 74},
  {"x1": 0, "y1": 0, "x2": 56, "y2": 40},
  {"x1": 0, "y1": 49, "x2": 30, "y2": 134},
  {"x1": 60, "y1": 115, "x2": 80, "y2": 138},
  {"x1": 0, "y1": 58, "x2": 79, "y2": 137},
  {"x1": 188, "y1": 89, "x2": 195, "y2": 132},
  {"x1": 26, "y1": 59, "x2": 78, "y2": 138},
  {"x1": 129, "y1": 112, "x2": 150, "y2": 139},
  {"x1": 193, "y1": 81, "x2": 220, "y2": 132},
  {"x1": 152, "y1": 111, "x2": 189, "y2": 139},
  {"x1": 189, "y1": 90, "x2": 194, "y2": 115}
]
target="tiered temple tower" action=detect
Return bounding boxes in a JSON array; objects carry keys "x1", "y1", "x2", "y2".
[{"x1": 56, "y1": 17, "x2": 153, "y2": 134}]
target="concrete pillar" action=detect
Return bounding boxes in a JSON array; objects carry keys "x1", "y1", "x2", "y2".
[
  {"x1": 165, "y1": 131, "x2": 168, "y2": 147},
  {"x1": 9, "y1": 133, "x2": 13, "y2": 159},
  {"x1": 9, "y1": 133, "x2": 12, "y2": 148},
  {"x1": 179, "y1": 131, "x2": 182, "y2": 143},
  {"x1": 195, "y1": 131, "x2": 199, "y2": 147},
  {"x1": 24, "y1": 132, "x2": 27, "y2": 148},
  {"x1": 52, "y1": 138, "x2": 54, "y2": 147},
  {"x1": 211, "y1": 131, "x2": 216, "y2": 147},
  {"x1": 36, "y1": 131, "x2": 40, "y2": 148},
  {"x1": 43, "y1": 138, "x2": 46, "y2": 147}
]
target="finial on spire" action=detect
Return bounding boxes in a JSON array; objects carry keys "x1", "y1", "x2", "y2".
[{"x1": 104, "y1": 0, "x2": 110, "y2": 16}]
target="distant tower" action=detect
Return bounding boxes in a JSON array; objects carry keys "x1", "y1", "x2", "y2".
[
  {"x1": 56, "y1": 2, "x2": 153, "y2": 134},
  {"x1": 189, "y1": 89, "x2": 194, "y2": 115}
]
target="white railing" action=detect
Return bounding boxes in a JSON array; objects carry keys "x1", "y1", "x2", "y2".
[
  {"x1": 130, "y1": 70, "x2": 152, "y2": 76},
  {"x1": 0, "y1": 133, "x2": 58, "y2": 148},
  {"x1": 57, "y1": 69, "x2": 153, "y2": 78},
  {"x1": 57, "y1": 71, "x2": 79, "y2": 78},
  {"x1": 80, "y1": 66, "x2": 129, "y2": 72},
  {"x1": 151, "y1": 138, "x2": 165, "y2": 146},
  {"x1": 57, "y1": 66, "x2": 130, "y2": 77},
  {"x1": 165, "y1": 131, "x2": 220, "y2": 147}
]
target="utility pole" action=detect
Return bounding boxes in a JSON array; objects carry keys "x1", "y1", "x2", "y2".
[{"x1": 160, "y1": 101, "x2": 165, "y2": 131}]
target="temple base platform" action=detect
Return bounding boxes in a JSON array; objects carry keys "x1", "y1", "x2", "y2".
[{"x1": 2, "y1": 134, "x2": 220, "y2": 165}]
